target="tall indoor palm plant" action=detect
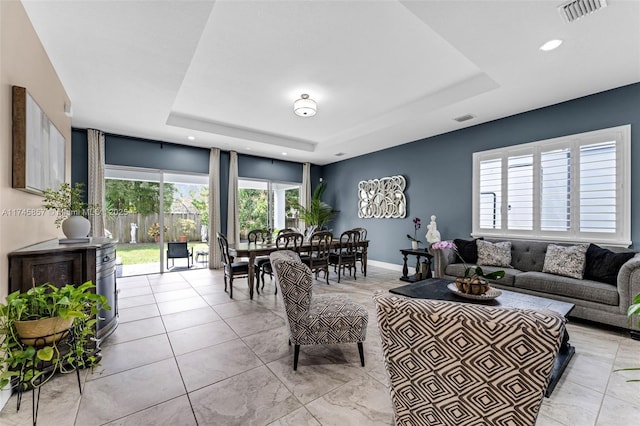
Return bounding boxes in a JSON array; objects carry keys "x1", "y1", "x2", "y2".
[{"x1": 297, "y1": 182, "x2": 336, "y2": 234}]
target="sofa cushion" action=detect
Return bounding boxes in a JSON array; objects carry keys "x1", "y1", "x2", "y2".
[
  {"x1": 542, "y1": 244, "x2": 588, "y2": 279},
  {"x1": 515, "y1": 271, "x2": 619, "y2": 306},
  {"x1": 445, "y1": 263, "x2": 520, "y2": 286},
  {"x1": 584, "y1": 244, "x2": 636, "y2": 286},
  {"x1": 453, "y1": 238, "x2": 481, "y2": 264},
  {"x1": 477, "y1": 240, "x2": 512, "y2": 268}
]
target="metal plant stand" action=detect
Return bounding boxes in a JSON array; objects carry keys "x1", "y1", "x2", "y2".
[{"x1": 15, "y1": 327, "x2": 82, "y2": 426}]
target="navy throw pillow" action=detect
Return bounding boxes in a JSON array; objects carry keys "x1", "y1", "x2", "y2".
[
  {"x1": 453, "y1": 238, "x2": 481, "y2": 264},
  {"x1": 583, "y1": 244, "x2": 635, "y2": 286}
]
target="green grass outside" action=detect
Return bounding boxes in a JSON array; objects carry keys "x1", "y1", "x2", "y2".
[{"x1": 116, "y1": 242, "x2": 209, "y2": 265}]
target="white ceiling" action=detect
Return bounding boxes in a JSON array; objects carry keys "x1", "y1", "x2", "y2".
[{"x1": 22, "y1": 0, "x2": 640, "y2": 165}]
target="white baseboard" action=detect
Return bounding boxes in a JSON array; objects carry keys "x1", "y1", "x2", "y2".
[{"x1": 367, "y1": 260, "x2": 417, "y2": 274}]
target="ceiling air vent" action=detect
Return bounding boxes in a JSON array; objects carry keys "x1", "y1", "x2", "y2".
[
  {"x1": 558, "y1": 0, "x2": 607, "y2": 23},
  {"x1": 453, "y1": 114, "x2": 475, "y2": 123},
  {"x1": 335, "y1": 152, "x2": 345, "y2": 157}
]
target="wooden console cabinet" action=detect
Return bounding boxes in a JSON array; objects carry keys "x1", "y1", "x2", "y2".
[{"x1": 8, "y1": 237, "x2": 119, "y2": 342}]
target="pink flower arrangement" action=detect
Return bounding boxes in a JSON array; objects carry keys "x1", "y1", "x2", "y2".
[{"x1": 431, "y1": 240, "x2": 455, "y2": 250}]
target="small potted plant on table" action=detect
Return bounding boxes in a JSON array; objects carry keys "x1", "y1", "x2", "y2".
[
  {"x1": 42, "y1": 182, "x2": 94, "y2": 239},
  {"x1": 407, "y1": 217, "x2": 422, "y2": 250}
]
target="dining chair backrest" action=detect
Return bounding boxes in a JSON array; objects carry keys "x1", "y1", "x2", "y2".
[
  {"x1": 276, "y1": 232, "x2": 304, "y2": 251},
  {"x1": 309, "y1": 231, "x2": 333, "y2": 260},
  {"x1": 277, "y1": 228, "x2": 296, "y2": 236},
  {"x1": 248, "y1": 229, "x2": 268, "y2": 244},
  {"x1": 217, "y1": 232, "x2": 233, "y2": 265},
  {"x1": 338, "y1": 230, "x2": 360, "y2": 255},
  {"x1": 352, "y1": 227, "x2": 367, "y2": 241}
]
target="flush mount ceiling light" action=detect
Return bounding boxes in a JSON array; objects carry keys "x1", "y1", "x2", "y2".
[
  {"x1": 540, "y1": 39, "x2": 563, "y2": 51},
  {"x1": 293, "y1": 94, "x2": 317, "y2": 117}
]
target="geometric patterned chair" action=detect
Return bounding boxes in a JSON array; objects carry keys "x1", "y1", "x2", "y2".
[
  {"x1": 373, "y1": 293, "x2": 565, "y2": 426},
  {"x1": 270, "y1": 250, "x2": 368, "y2": 371}
]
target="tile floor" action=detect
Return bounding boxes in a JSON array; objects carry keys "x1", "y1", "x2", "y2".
[{"x1": 1, "y1": 265, "x2": 640, "y2": 425}]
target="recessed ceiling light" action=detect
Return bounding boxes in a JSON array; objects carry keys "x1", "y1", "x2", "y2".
[
  {"x1": 282, "y1": 152, "x2": 287, "y2": 156},
  {"x1": 187, "y1": 135, "x2": 195, "y2": 141},
  {"x1": 540, "y1": 39, "x2": 563, "y2": 51}
]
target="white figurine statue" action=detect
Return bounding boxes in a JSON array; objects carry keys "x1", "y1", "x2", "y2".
[
  {"x1": 426, "y1": 215, "x2": 441, "y2": 244},
  {"x1": 201, "y1": 224, "x2": 208, "y2": 242},
  {"x1": 130, "y1": 223, "x2": 138, "y2": 244}
]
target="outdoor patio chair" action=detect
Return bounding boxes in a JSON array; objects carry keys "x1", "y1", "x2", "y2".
[{"x1": 166, "y1": 242, "x2": 193, "y2": 269}]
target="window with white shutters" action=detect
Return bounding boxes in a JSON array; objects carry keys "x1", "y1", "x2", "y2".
[{"x1": 472, "y1": 125, "x2": 630, "y2": 246}]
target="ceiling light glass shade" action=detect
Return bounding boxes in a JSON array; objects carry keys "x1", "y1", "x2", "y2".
[
  {"x1": 294, "y1": 94, "x2": 317, "y2": 117},
  {"x1": 540, "y1": 39, "x2": 563, "y2": 51}
]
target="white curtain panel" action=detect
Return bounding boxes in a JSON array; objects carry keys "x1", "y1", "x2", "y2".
[
  {"x1": 300, "y1": 162, "x2": 311, "y2": 230},
  {"x1": 227, "y1": 151, "x2": 240, "y2": 244},
  {"x1": 209, "y1": 148, "x2": 222, "y2": 269},
  {"x1": 87, "y1": 129, "x2": 106, "y2": 237}
]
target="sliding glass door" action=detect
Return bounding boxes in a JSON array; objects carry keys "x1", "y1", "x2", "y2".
[
  {"x1": 238, "y1": 178, "x2": 301, "y2": 241},
  {"x1": 105, "y1": 167, "x2": 208, "y2": 276}
]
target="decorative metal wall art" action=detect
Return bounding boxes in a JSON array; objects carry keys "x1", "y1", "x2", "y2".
[{"x1": 357, "y1": 175, "x2": 406, "y2": 218}]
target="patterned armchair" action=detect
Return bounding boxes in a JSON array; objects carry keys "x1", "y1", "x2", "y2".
[
  {"x1": 373, "y1": 293, "x2": 565, "y2": 426},
  {"x1": 270, "y1": 250, "x2": 368, "y2": 370}
]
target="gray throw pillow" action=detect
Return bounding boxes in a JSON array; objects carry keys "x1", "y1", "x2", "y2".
[
  {"x1": 476, "y1": 240, "x2": 512, "y2": 268},
  {"x1": 542, "y1": 244, "x2": 588, "y2": 279}
]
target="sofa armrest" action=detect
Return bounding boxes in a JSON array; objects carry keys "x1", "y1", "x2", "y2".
[
  {"x1": 618, "y1": 254, "x2": 640, "y2": 325},
  {"x1": 432, "y1": 248, "x2": 457, "y2": 278}
]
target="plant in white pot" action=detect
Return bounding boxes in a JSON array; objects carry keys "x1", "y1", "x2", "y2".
[{"x1": 42, "y1": 182, "x2": 94, "y2": 239}]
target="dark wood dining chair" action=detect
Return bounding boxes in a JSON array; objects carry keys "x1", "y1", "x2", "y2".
[
  {"x1": 166, "y1": 242, "x2": 193, "y2": 269},
  {"x1": 352, "y1": 227, "x2": 367, "y2": 276},
  {"x1": 217, "y1": 232, "x2": 249, "y2": 299},
  {"x1": 329, "y1": 230, "x2": 360, "y2": 283},
  {"x1": 259, "y1": 231, "x2": 305, "y2": 293},
  {"x1": 303, "y1": 230, "x2": 332, "y2": 284},
  {"x1": 248, "y1": 228, "x2": 270, "y2": 289}
]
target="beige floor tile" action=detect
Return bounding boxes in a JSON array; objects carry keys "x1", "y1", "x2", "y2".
[
  {"x1": 156, "y1": 296, "x2": 209, "y2": 315},
  {"x1": 161, "y1": 306, "x2": 221, "y2": 332},
  {"x1": 305, "y1": 374, "x2": 394, "y2": 425},
  {"x1": 176, "y1": 338, "x2": 263, "y2": 392},
  {"x1": 103, "y1": 395, "x2": 197, "y2": 426},
  {"x1": 596, "y1": 393, "x2": 640, "y2": 425},
  {"x1": 242, "y1": 325, "x2": 293, "y2": 364},
  {"x1": 151, "y1": 281, "x2": 193, "y2": 293},
  {"x1": 88, "y1": 334, "x2": 174, "y2": 380},
  {"x1": 167, "y1": 320, "x2": 238, "y2": 355},
  {"x1": 76, "y1": 359, "x2": 185, "y2": 425},
  {"x1": 267, "y1": 407, "x2": 321, "y2": 426},
  {"x1": 118, "y1": 294, "x2": 157, "y2": 309},
  {"x1": 101, "y1": 316, "x2": 166, "y2": 347},
  {"x1": 119, "y1": 303, "x2": 160, "y2": 323},
  {"x1": 539, "y1": 378, "x2": 603, "y2": 425},
  {"x1": 224, "y1": 310, "x2": 287, "y2": 337},
  {"x1": 119, "y1": 286, "x2": 153, "y2": 298},
  {"x1": 152, "y1": 288, "x2": 200, "y2": 302},
  {"x1": 190, "y1": 365, "x2": 301, "y2": 426}
]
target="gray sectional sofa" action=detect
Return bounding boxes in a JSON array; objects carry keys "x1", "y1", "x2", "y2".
[{"x1": 432, "y1": 238, "x2": 640, "y2": 335}]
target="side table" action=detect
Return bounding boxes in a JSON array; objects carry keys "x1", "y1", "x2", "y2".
[{"x1": 399, "y1": 248, "x2": 433, "y2": 282}]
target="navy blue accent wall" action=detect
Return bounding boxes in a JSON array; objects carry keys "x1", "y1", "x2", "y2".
[
  {"x1": 105, "y1": 134, "x2": 209, "y2": 173},
  {"x1": 321, "y1": 83, "x2": 640, "y2": 265},
  {"x1": 71, "y1": 129, "x2": 88, "y2": 194},
  {"x1": 71, "y1": 129, "x2": 320, "y2": 237},
  {"x1": 238, "y1": 154, "x2": 302, "y2": 182}
]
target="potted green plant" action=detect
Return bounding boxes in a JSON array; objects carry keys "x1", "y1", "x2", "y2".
[
  {"x1": 177, "y1": 218, "x2": 196, "y2": 242},
  {"x1": 297, "y1": 182, "x2": 336, "y2": 240},
  {"x1": 42, "y1": 182, "x2": 94, "y2": 239},
  {"x1": 0, "y1": 281, "x2": 109, "y2": 390},
  {"x1": 148, "y1": 222, "x2": 168, "y2": 242}
]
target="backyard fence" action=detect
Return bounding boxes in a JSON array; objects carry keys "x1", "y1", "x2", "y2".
[{"x1": 104, "y1": 213, "x2": 205, "y2": 243}]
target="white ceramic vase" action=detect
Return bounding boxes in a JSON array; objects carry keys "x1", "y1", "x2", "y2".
[
  {"x1": 62, "y1": 215, "x2": 91, "y2": 239},
  {"x1": 411, "y1": 240, "x2": 419, "y2": 250}
]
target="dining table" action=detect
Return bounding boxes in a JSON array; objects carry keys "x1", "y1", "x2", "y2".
[{"x1": 229, "y1": 239, "x2": 369, "y2": 299}]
